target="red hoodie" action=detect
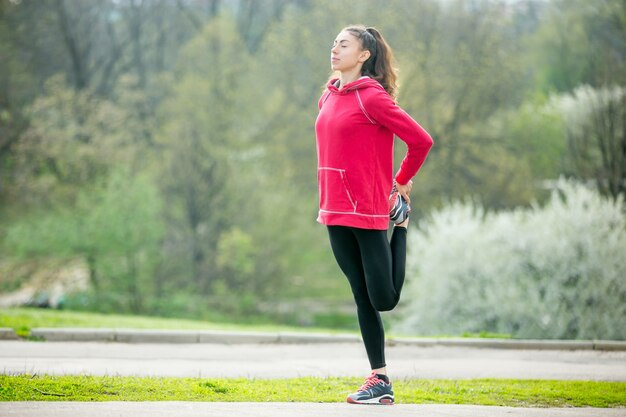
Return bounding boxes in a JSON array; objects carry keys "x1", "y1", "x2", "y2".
[{"x1": 315, "y1": 77, "x2": 433, "y2": 230}]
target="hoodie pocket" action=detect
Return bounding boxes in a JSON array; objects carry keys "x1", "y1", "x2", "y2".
[{"x1": 318, "y1": 167, "x2": 357, "y2": 213}]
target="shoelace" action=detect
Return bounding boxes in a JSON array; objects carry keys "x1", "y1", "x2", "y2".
[
  {"x1": 389, "y1": 181, "x2": 399, "y2": 212},
  {"x1": 358, "y1": 372, "x2": 384, "y2": 391},
  {"x1": 390, "y1": 180, "x2": 398, "y2": 197}
]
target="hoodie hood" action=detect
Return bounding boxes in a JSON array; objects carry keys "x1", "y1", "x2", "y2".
[{"x1": 326, "y1": 76, "x2": 385, "y2": 95}]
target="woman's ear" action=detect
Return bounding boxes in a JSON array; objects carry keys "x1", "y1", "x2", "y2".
[{"x1": 359, "y1": 49, "x2": 371, "y2": 63}]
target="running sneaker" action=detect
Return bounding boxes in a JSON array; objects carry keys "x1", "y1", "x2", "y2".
[
  {"x1": 389, "y1": 182, "x2": 411, "y2": 225},
  {"x1": 346, "y1": 372, "x2": 395, "y2": 405}
]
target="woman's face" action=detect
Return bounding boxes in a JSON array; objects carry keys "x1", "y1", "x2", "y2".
[{"x1": 331, "y1": 30, "x2": 370, "y2": 73}]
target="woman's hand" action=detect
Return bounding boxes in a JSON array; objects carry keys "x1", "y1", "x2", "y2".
[{"x1": 396, "y1": 180, "x2": 413, "y2": 205}]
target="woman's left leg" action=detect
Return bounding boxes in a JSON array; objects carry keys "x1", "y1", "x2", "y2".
[
  {"x1": 343, "y1": 225, "x2": 408, "y2": 405},
  {"x1": 327, "y1": 226, "x2": 387, "y2": 370}
]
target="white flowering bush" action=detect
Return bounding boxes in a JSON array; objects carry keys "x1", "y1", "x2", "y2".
[
  {"x1": 396, "y1": 180, "x2": 626, "y2": 340},
  {"x1": 550, "y1": 84, "x2": 625, "y2": 131}
]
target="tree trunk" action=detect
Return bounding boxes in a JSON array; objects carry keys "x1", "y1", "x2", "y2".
[{"x1": 54, "y1": 0, "x2": 89, "y2": 90}]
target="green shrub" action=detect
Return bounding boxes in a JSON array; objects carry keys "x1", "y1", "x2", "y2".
[{"x1": 397, "y1": 179, "x2": 626, "y2": 340}]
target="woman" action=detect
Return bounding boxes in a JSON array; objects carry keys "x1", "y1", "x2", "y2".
[{"x1": 315, "y1": 25, "x2": 433, "y2": 405}]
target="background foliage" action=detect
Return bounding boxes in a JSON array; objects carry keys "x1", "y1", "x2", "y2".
[
  {"x1": 398, "y1": 180, "x2": 626, "y2": 340},
  {"x1": 0, "y1": 0, "x2": 624, "y2": 338}
]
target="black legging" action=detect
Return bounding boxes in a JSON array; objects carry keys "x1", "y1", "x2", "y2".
[{"x1": 327, "y1": 225, "x2": 407, "y2": 370}]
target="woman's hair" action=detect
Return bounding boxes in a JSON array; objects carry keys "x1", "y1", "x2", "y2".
[{"x1": 343, "y1": 25, "x2": 398, "y2": 98}]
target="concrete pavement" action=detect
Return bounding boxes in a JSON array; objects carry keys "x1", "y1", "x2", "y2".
[
  {"x1": 2, "y1": 338, "x2": 626, "y2": 380},
  {"x1": 1, "y1": 330, "x2": 625, "y2": 417},
  {"x1": 1, "y1": 402, "x2": 625, "y2": 417}
]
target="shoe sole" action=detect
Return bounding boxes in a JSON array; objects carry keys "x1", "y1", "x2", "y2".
[{"x1": 346, "y1": 395, "x2": 394, "y2": 405}]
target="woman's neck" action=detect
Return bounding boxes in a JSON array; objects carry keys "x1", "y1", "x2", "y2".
[{"x1": 338, "y1": 67, "x2": 363, "y2": 90}]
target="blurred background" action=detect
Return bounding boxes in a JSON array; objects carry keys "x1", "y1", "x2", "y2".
[{"x1": 0, "y1": 0, "x2": 624, "y2": 340}]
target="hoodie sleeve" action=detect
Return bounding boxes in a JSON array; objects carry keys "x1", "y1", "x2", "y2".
[{"x1": 361, "y1": 87, "x2": 433, "y2": 185}]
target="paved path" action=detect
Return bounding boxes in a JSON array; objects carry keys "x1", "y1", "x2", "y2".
[
  {"x1": 2, "y1": 339, "x2": 625, "y2": 417},
  {"x1": 1, "y1": 340, "x2": 625, "y2": 380},
  {"x1": 1, "y1": 402, "x2": 625, "y2": 417}
]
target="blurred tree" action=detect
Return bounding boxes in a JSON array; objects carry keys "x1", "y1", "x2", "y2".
[
  {"x1": 530, "y1": 0, "x2": 626, "y2": 92},
  {"x1": 0, "y1": 0, "x2": 205, "y2": 214},
  {"x1": 156, "y1": 16, "x2": 255, "y2": 294},
  {"x1": 389, "y1": 0, "x2": 531, "y2": 206},
  {"x1": 9, "y1": 75, "x2": 154, "y2": 208},
  {"x1": 79, "y1": 169, "x2": 164, "y2": 312},
  {"x1": 11, "y1": 76, "x2": 126, "y2": 206},
  {"x1": 466, "y1": 93, "x2": 567, "y2": 207},
  {"x1": 552, "y1": 85, "x2": 626, "y2": 198},
  {"x1": 216, "y1": 227, "x2": 256, "y2": 291},
  {"x1": 235, "y1": 0, "x2": 292, "y2": 52},
  {"x1": 0, "y1": 0, "x2": 37, "y2": 209},
  {"x1": 5, "y1": 169, "x2": 164, "y2": 313}
]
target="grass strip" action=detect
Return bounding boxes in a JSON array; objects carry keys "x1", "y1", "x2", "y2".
[
  {"x1": 0, "y1": 307, "x2": 511, "y2": 339},
  {"x1": 0, "y1": 375, "x2": 624, "y2": 407},
  {"x1": 0, "y1": 308, "x2": 350, "y2": 338}
]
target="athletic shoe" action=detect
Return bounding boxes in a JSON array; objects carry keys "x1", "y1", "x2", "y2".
[
  {"x1": 389, "y1": 183, "x2": 410, "y2": 225},
  {"x1": 346, "y1": 372, "x2": 394, "y2": 405}
]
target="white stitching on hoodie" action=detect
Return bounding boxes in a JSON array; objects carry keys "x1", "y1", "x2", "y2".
[
  {"x1": 355, "y1": 90, "x2": 376, "y2": 124},
  {"x1": 319, "y1": 209, "x2": 389, "y2": 218},
  {"x1": 318, "y1": 167, "x2": 357, "y2": 212}
]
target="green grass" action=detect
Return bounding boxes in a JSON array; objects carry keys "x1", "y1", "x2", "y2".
[
  {"x1": 0, "y1": 375, "x2": 624, "y2": 407},
  {"x1": 0, "y1": 308, "x2": 355, "y2": 338},
  {"x1": 0, "y1": 307, "x2": 514, "y2": 339}
]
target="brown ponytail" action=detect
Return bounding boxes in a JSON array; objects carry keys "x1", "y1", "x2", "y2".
[{"x1": 344, "y1": 25, "x2": 398, "y2": 99}]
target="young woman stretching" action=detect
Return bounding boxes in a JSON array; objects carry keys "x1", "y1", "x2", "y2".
[{"x1": 315, "y1": 25, "x2": 433, "y2": 405}]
